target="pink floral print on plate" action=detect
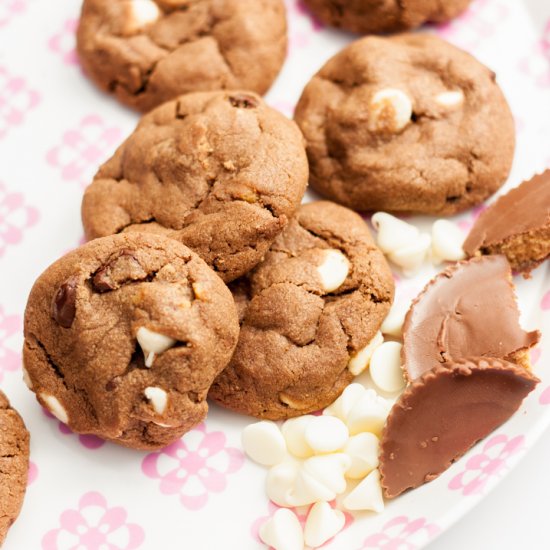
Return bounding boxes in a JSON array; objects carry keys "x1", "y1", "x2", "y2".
[
  {"x1": 0, "y1": 305, "x2": 22, "y2": 382},
  {"x1": 359, "y1": 516, "x2": 440, "y2": 550},
  {"x1": 0, "y1": 182, "x2": 39, "y2": 257},
  {"x1": 142, "y1": 422, "x2": 244, "y2": 510},
  {"x1": 42, "y1": 492, "x2": 145, "y2": 550},
  {"x1": 46, "y1": 115, "x2": 123, "y2": 187},
  {"x1": 0, "y1": 66, "x2": 40, "y2": 139},
  {"x1": 42, "y1": 408, "x2": 105, "y2": 450},
  {"x1": 436, "y1": 0, "x2": 509, "y2": 51},
  {"x1": 0, "y1": 0, "x2": 26, "y2": 29},
  {"x1": 448, "y1": 434, "x2": 525, "y2": 496},
  {"x1": 48, "y1": 18, "x2": 79, "y2": 65},
  {"x1": 28, "y1": 460, "x2": 38, "y2": 486}
]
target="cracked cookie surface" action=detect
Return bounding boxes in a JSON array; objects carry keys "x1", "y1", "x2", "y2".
[
  {"x1": 0, "y1": 391, "x2": 29, "y2": 546},
  {"x1": 82, "y1": 91, "x2": 309, "y2": 283},
  {"x1": 76, "y1": 0, "x2": 288, "y2": 111},
  {"x1": 294, "y1": 34, "x2": 515, "y2": 215},
  {"x1": 23, "y1": 233, "x2": 239, "y2": 450},
  {"x1": 302, "y1": 0, "x2": 471, "y2": 34},
  {"x1": 209, "y1": 201, "x2": 394, "y2": 420}
]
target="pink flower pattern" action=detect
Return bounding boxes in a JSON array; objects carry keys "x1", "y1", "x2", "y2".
[
  {"x1": 436, "y1": 0, "x2": 509, "y2": 51},
  {"x1": 0, "y1": 66, "x2": 40, "y2": 140},
  {"x1": 43, "y1": 409, "x2": 105, "y2": 450},
  {"x1": 252, "y1": 500, "x2": 354, "y2": 549},
  {"x1": 0, "y1": 0, "x2": 26, "y2": 28},
  {"x1": 540, "y1": 386, "x2": 550, "y2": 406},
  {"x1": 448, "y1": 434, "x2": 525, "y2": 496},
  {"x1": 0, "y1": 182, "x2": 39, "y2": 257},
  {"x1": 42, "y1": 492, "x2": 145, "y2": 550},
  {"x1": 46, "y1": 115, "x2": 123, "y2": 187},
  {"x1": 28, "y1": 461, "x2": 38, "y2": 485},
  {"x1": 0, "y1": 305, "x2": 22, "y2": 381},
  {"x1": 142, "y1": 423, "x2": 244, "y2": 510},
  {"x1": 359, "y1": 516, "x2": 440, "y2": 550},
  {"x1": 48, "y1": 18, "x2": 79, "y2": 65},
  {"x1": 285, "y1": 0, "x2": 324, "y2": 52}
]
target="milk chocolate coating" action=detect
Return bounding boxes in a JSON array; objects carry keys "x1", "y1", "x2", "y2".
[
  {"x1": 379, "y1": 357, "x2": 539, "y2": 498},
  {"x1": 402, "y1": 255, "x2": 540, "y2": 381},
  {"x1": 463, "y1": 171, "x2": 550, "y2": 273}
]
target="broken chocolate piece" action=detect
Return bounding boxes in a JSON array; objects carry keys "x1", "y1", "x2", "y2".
[
  {"x1": 463, "y1": 170, "x2": 550, "y2": 273},
  {"x1": 91, "y1": 249, "x2": 148, "y2": 292},
  {"x1": 402, "y1": 255, "x2": 540, "y2": 381},
  {"x1": 379, "y1": 357, "x2": 539, "y2": 498}
]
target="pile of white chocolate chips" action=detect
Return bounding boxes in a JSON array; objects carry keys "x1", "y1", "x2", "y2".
[{"x1": 240, "y1": 214, "x2": 467, "y2": 549}]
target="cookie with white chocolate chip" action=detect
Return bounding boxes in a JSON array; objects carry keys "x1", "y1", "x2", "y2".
[
  {"x1": 209, "y1": 201, "x2": 394, "y2": 420},
  {"x1": 76, "y1": 0, "x2": 288, "y2": 112},
  {"x1": 0, "y1": 391, "x2": 30, "y2": 546},
  {"x1": 23, "y1": 233, "x2": 239, "y2": 450},
  {"x1": 302, "y1": 0, "x2": 471, "y2": 34},
  {"x1": 294, "y1": 34, "x2": 515, "y2": 215},
  {"x1": 82, "y1": 90, "x2": 309, "y2": 283}
]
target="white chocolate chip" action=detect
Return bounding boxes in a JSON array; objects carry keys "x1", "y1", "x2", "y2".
[
  {"x1": 281, "y1": 416, "x2": 315, "y2": 458},
  {"x1": 289, "y1": 467, "x2": 336, "y2": 506},
  {"x1": 316, "y1": 249, "x2": 350, "y2": 292},
  {"x1": 136, "y1": 327, "x2": 176, "y2": 368},
  {"x1": 344, "y1": 433, "x2": 379, "y2": 479},
  {"x1": 266, "y1": 459, "x2": 300, "y2": 506},
  {"x1": 368, "y1": 88, "x2": 413, "y2": 134},
  {"x1": 259, "y1": 508, "x2": 304, "y2": 550},
  {"x1": 380, "y1": 298, "x2": 410, "y2": 338},
  {"x1": 346, "y1": 389, "x2": 392, "y2": 436},
  {"x1": 435, "y1": 90, "x2": 464, "y2": 110},
  {"x1": 343, "y1": 469, "x2": 385, "y2": 512},
  {"x1": 348, "y1": 331, "x2": 384, "y2": 375},
  {"x1": 242, "y1": 421, "x2": 287, "y2": 466},
  {"x1": 304, "y1": 416, "x2": 349, "y2": 454},
  {"x1": 304, "y1": 502, "x2": 345, "y2": 548},
  {"x1": 324, "y1": 383, "x2": 366, "y2": 423},
  {"x1": 144, "y1": 386, "x2": 168, "y2": 415},
  {"x1": 41, "y1": 393, "x2": 68, "y2": 424},
  {"x1": 302, "y1": 453, "x2": 351, "y2": 495},
  {"x1": 152, "y1": 421, "x2": 174, "y2": 428},
  {"x1": 192, "y1": 282, "x2": 207, "y2": 300},
  {"x1": 371, "y1": 212, "x2": 419, "y2": 255},
  {"x1": 127, "y1": 0, "x2": 160, "y2": 31},
  {"x1": 290, "y1": 467, "x2": 336, "y2": 506},
  {"x1": 388, "y1": 233, "x2": 431, "y2": 275},
  {"x1": 431, "y1": 219, "x2": 466, "y2": 264},
  {"x1": 22, "y1": 366, "x2": 33, "y2": 389},
  {"x1": 369, "y1": 341, "x2": 406, "y2": 393}
]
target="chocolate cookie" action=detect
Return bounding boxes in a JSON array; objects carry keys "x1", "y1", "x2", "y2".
[
  {"x1": 77, "y1": 0, "x2": 287, "y2": 112},
  {"x1": 379, "y1": 358, "x2": 539, "y2": 498},
  {"x1": 209, "y1": 201, "x2": 394, "y2": 420},
  {"x1": 463, "y1": 170, "x2": 550, "y2": 274},
  {"x1": 302, "y1": 0, "x2": 471, "y2": 34},
  {"x1": 0, "y1": 391, "x2": 30, "y2": 546},
  {"x1": 294, "y1": 34, "x2": 515, "y2": 215},
  {"x1": 82, "y1": 91, "x2": 309, "y2": 283},
  {"x1": 23, "y1": 233, "x2": 239, "y2": 450},
  {"x1": 402, "y1": 255, "x2": 540, "y2": 381}
]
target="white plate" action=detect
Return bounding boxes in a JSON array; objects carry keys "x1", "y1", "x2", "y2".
[{"x1": 0, "y1": 0, "x2": 549, "y2": 549}]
